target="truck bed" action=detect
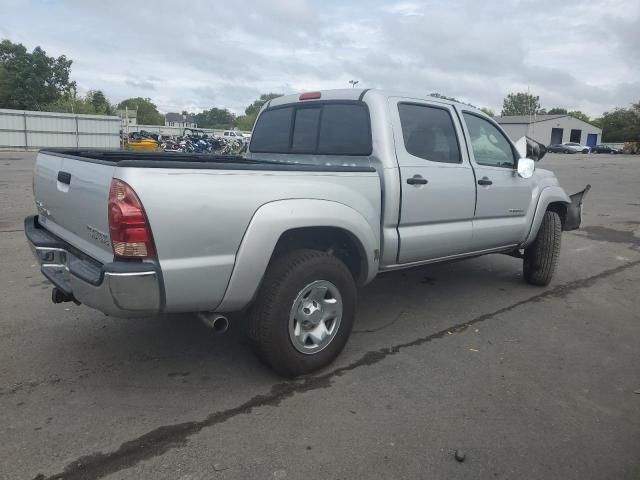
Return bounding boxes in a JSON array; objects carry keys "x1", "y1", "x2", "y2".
[
  {"x1": 41, "y1": 149, "x2": 376, "y2": 172},
  {"x1": 32, "y1": 148, "x2": 381, "y2": 313}
]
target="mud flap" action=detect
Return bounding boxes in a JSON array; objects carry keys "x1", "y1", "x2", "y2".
[{"x1": 563, "y1": 184, "x2": 591, "y2": 231}]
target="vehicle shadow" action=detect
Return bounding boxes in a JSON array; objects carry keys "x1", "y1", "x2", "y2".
[{"x1": 43, "y1": 253, "x2": 524, "y2": 391}]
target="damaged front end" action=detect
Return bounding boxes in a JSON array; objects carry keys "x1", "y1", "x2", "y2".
[{"x1": 563, "y1": 184, "x2": 591, "y2": 231}]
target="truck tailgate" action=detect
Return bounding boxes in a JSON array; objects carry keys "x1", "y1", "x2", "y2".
[{"x1": 33, "y1": 152, "x2": 115, "y2": 264}]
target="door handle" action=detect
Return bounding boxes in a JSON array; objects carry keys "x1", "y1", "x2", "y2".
[
  {"x1": 477, "y1": 177, "x2": 492, "y2": 186},
  {"x1": 407, "y1": 175, "x2": 428, "y2": 185},
  {"x1": 57, "y1": 171, "x2": 71, "y2": 185}
]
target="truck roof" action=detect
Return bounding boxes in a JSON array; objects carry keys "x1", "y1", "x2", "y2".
[{"x1": 267, "y1": 88, "x2": 485, "y2": 115}]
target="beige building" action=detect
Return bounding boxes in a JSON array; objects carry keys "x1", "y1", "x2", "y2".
[{"x1": 496, "y1": 114, "x2": 602, "y2": 147}]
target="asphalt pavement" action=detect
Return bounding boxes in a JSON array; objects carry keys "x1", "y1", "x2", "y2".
[{"x1": 1, "y1": 151, "x2": 639, "y2": 480}]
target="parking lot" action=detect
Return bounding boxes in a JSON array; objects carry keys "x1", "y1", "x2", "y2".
[{"x1": 1, "y1": 151, "x2": 639, "y2": 479}]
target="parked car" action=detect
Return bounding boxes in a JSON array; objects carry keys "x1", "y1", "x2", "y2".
[
  {"x1": 547, "y1": 144, "x2": 571, "y2": 153},
  {"x1": 25, "y1": 89, "x2": 590, "y2": 377},
  {"x1": 223, "y1": 130, "x2": 245, "y2": 139},
  {"x1": 563, "y1": 142, "x2": 590, "y2": 154},
  {"x1": 591, "y1": 144, "x2": 621, "y2": 154}
]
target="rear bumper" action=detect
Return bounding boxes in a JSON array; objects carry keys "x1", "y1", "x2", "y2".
[{"x1": 25, "y1": 215, "x2": 162, "y2": 317}]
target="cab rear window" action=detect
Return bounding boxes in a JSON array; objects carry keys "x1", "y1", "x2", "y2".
[{"x1": 250, "y1": 102, "x2": 372, "y2": 156}]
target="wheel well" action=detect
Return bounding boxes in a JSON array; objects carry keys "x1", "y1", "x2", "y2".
[
  {"x1": 270, "y1": 227, "x2": 366, "y2": 283},
  {"x1": 547, "y1": 202, "x2": 568, "y2": 228}
]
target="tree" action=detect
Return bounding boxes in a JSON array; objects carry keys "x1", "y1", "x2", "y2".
[
  {"x1": 42, "y1": 88, "x2": 113, "y2": 115},
  {"x1": 195, "y1": 107, "x2": 236, "y2": 129},
  {"x1": 547, "y1": 107, "x2": 568, "y2": 115},
  {"x1": 595, "y1": 102, "x2": 640, "y2": 143},
  {"x1": 568, "y1": 110, "x2": 590, "y2": 123},
  {"x1": 479, "y1": 107, "x2": 495, "y2": 117},
  {"x1": 235, "y1": 93, "x2": 283, "y2": 131},
  {"x1": 235, "y1": 114, "x2": 257, "y2": 131},
  {"x1": 86, "y1": 90, "x2": 113, "y2": 114},
  {"x1": 244, "y1": 93, "x2": 283, "y2": 117},
  {"x1": 117, "y1": 97, "x2": 163, "y2": 125},
  {"x1": 0, "y1": 39, "x2": 75, "y2": 110},
  {"x1": 501, "y1": 92, "x2": 542, "y2": 116}
]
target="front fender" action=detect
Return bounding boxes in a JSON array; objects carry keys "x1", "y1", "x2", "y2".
[
  {"x1": 521, "y1": 186, "x2": 571, "y2": 247},
  {"x1": 216, "y1": 199, "x2": 380, "y2": 312}
]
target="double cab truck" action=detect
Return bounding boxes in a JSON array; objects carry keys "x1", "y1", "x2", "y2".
[{"x1": 26, "y1": 89, "x2": 589, "y2": 377}]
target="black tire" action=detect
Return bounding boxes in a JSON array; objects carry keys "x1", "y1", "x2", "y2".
[
  {"x1": 523, "y1": 210, "x2": 562, "y2": 286},
  {"x1": 247, "y1": 249, "x2": 356, "y2": 378}
]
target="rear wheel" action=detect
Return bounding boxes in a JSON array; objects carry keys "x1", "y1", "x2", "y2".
[
  {"x1": 523, "y1": 210, "x2": 562, "y2": 286},
  {"x1": 247, "y1": 249, "x2": 356, "y2": 377}
]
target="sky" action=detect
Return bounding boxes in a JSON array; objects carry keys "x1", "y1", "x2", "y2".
[{"x1": 1, "y1": 0, "x2": 639, "y2": 117}]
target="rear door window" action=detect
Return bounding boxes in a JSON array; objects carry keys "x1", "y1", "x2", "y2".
[{"x1": 398, "y1": 103, "x2": 461, "y2": 163}]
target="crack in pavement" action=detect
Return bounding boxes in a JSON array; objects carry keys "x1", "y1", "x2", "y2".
[{"x1": 34, "y1": 259, "x2": 640, "y2": 480}]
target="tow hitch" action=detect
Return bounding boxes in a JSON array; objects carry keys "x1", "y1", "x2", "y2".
[{"x1": 51, "y1": 287, "x2": 79, "y2": 305}]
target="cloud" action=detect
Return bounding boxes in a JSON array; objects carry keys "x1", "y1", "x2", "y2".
[
  {"x1": 1, "y1": 0, "x2": 638, "y2": 116},
  {"x1": 125, "y1": 78, "x2": 158, "y2": 90}
]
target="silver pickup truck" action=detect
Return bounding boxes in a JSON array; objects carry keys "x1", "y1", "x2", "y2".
[{"x1": 25, "y1": 88, "x2": 589, "y2": 377}]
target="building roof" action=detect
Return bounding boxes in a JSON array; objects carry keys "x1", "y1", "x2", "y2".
[
  {"x1": 165, "y1": 112, "x2": 195, "y2": 123},
  {"x1": 495, "y1": 114, "x2": 566, "y2": 124}
]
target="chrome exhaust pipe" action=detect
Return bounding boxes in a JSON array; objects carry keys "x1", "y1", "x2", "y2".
[{"x1": 197, "y1": 312, "x2": 229, "y2": 334}]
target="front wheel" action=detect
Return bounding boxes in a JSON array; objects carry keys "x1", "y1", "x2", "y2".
[
  {"x1": 247, "y1": 249, "x2": 356, "y2": 377},
  {"x1": 523, "y1": 210, "x2": 562, "y2": 286}
]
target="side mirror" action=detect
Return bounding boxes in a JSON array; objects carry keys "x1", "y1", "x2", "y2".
[
  {"x1": 517, "y1": 157, "x2": 535, "y2": 178},
  {"x1": 514, "y1": 136, "x2": 547, "y2": 161}
]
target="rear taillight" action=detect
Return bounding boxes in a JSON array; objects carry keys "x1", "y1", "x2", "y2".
[{"x1": 108, "y1": 179, "x2": 156, "y2": 259}]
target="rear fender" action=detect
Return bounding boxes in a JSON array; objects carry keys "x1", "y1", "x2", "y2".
[{"x1": 216, "y1": 199, "x2": 379, "y2": 312}]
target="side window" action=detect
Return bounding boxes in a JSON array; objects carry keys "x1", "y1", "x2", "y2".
[
  {"x1": 463, "y1": 113, "x2": 515, "y2": 168},
  {"x1": 398, "y1": 103, "x2": 461, "y2": 163},
  {"x1": 250, "y1": 107, "x2": 293, "y2": 153},
  {"x1": 292, "y1": 107, "x2": 321, "y2": 152}
]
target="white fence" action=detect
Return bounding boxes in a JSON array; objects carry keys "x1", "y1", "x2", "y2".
[{"x1": 0, "y1": 108, "x2": 120, "y2": 150}]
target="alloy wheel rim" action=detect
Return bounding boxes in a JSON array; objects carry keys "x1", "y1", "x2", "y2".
[{"x1": 288, "y1": 280, "x2": 343, "y2": 354}]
